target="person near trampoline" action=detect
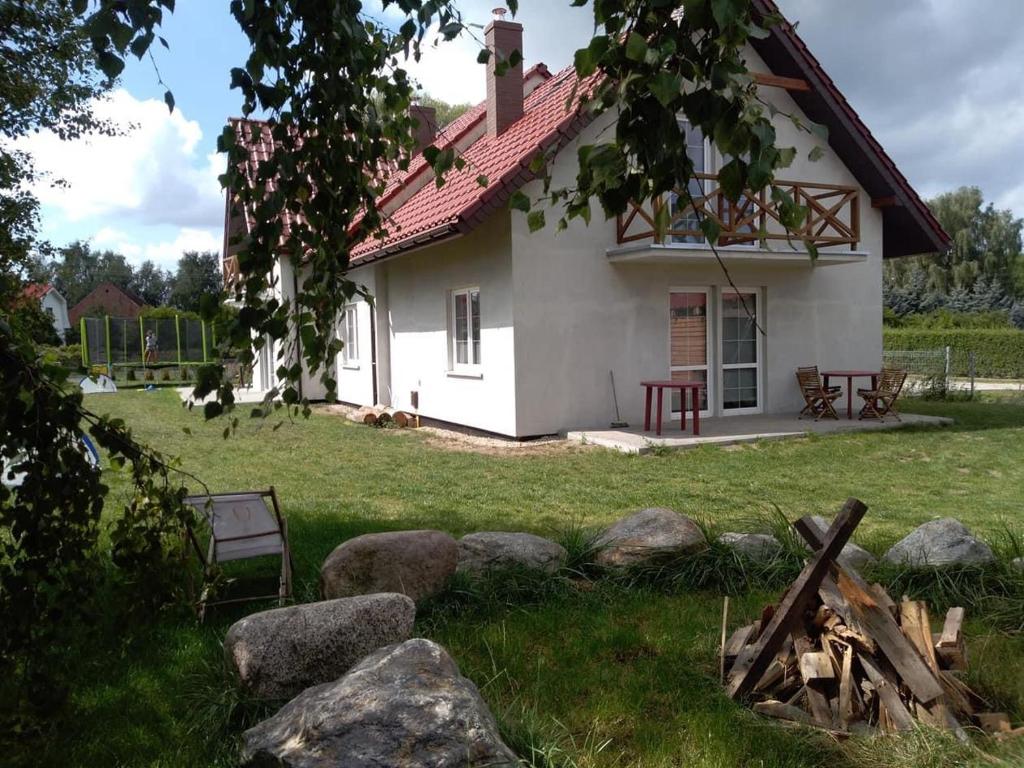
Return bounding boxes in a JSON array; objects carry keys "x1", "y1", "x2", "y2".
[{"x1": 144, "y1": 330, "x2": 158, "y2": 364}]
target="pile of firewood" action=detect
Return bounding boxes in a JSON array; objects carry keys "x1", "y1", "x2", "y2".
[{"x1": 722, "y1": 498, "x2": 1022, "y2": 740}]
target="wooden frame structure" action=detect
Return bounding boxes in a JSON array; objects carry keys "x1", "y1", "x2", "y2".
[
  {"x1": 184, "y1": 486, "x2": 293, "y2": 621},
  {"x1": 616, "y1": 175, "x2": 860, "y2": 250}
]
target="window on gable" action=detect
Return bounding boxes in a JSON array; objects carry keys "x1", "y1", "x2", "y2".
[
  {"x1": 340, "y1": 305, "x2": 359, "y2": 364},
  {"x1": 451, "y1": 287, "x2": 481, "y2": 368}
]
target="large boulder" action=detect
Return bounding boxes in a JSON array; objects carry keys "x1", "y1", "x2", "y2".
[
  {"x1": 805, "y1": 515, "x2": 878, "y2": 571},
  {"x1": 457, "y1": 532, "x2": 567, "y2": 577},
  {"x1": 241, "y1": 638, "x2": 519, "y2": 768},
  {"x1": 882, "y1": 518, "x2": 995, "y2": 567},
  {"x1": 718, "y1": 532, "x2": 783, "y2": 562},
  {"x1": 320, "y1": 530, "x2": 458, "y2": 603},
  {"x1": 594, "y1": 507, "x2": 707, "y2": 568},
  {"x1": 225, "y1": 594, "x2": 415, "y2": 700}
]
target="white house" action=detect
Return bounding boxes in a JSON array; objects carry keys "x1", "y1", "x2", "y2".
[
  {"x1": 23, "y1": 284, "x2": 71, "y2": 343},
  {"x1": 224, "y1": 0, "x2": 948, "y2": 438}
]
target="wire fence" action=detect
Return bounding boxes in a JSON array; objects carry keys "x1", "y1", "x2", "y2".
[
  {"x1": 881, "y1": 346, "x2": 1009, "y2": 396},
  {"x1": 80, "y1": 315, "x2": 216, "y2": 369}
]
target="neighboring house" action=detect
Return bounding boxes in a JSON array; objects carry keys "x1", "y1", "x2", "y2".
[
  {"x1": 223, "y1": 1, "x2": 949, "y2": 438},
  {"x1": 22, "y1": 283, "x2": 71, "y2": 342},
  {"x1": 68, "y1": 282, "x2": 145, "y2": 325}
]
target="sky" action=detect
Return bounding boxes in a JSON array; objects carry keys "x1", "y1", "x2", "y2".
[{"x1": 16, "y1": 1, "x2": 1024, "y2": 270}]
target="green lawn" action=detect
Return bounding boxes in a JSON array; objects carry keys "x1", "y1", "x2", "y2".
[{"x1": 16, "y1": 390, "x2": 1024, "y2": 767}]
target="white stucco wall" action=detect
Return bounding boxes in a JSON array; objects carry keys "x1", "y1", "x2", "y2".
[
  {"x1": 508, "y1": 51, "x2": 885, "y2": 436},
  {"x1": 372, "y1": 214, "x2": 519, "y2": 435},
  {"x1": 40, "y1": 289, "x2": 71, "y2": 341},
  {"x1": 335, "y1": 264, "x2": 379, "y2": 407}
]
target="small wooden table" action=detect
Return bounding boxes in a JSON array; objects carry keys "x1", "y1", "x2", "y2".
[
  {"x1": 821, "y1": 370, "x2": 880, "y2": 419},
  {"x1": 642, "y1": 380, "x2": 703, "y2": 436}
]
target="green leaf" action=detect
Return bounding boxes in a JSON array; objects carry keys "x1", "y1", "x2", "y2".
[
  {"x1": 163, "y1": 90, "x2": 175, "y2": 113},
  {"x1": 527, "y1": 209, "x2": 545, "y2": 232},
  {"x1": 476, "y1": 49, "x2": 491, "y2": 65},
  {"x1": 808, "y1": 145, "x2": 825, "y2": 162},
  {"x1": 701, "y1": 218, "x2": 722, "y2": 243},
  {"x1": 718, "y1": 159, "x2": 745, "y2": 202},
  {"x1": 649, "y1": 71, "x2": 681, "y2": 108},
  {"x1": 508, "y1": 190, "x2": 531, "y2": 213},
  {"x1": 625, "y1": 32, "x2": 647, "y2": 62},
  {"x1": 476, "y1": 174, "x2": 489, "y2": 187},
  {"x1": 203, "y1": 401, "x2": 223, "y2": 420},
  {"x1": 711, "y1": 0, "x2": 745, "y2": 28}
]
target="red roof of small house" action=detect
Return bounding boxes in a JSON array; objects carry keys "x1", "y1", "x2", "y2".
[
  {"x1": 22, "y1": 283, "x2": 54, "y2": 301},
  {"x1": 227, "y1": 8, "x2": 947, "y2": 264}
]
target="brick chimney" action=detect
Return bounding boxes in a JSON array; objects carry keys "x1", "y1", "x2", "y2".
[
  {"x1": 409, "y1": 104, "x2": 438, "y2": 153},
  {"x1": 484, "y1": 8, "x2": 523, "y2": 137}
]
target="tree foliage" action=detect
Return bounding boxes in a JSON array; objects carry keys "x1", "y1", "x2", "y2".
[
  {"x1": 885, "y1": 186, "x2": 1024, "y2": 305},
  {"x1": 168, "y1": 251, "x2": 222, "y2": 312}
]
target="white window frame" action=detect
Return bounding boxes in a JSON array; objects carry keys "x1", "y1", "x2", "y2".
[
  {"x1": 668, "y1": 286, "x2": 714, "y2": 418},
  {"x1": 449, "y1": 286, "x2": 481, "y2": 372},
  {"x1": 669, "y1": 119, "x2": 716, "y2": 245},
  {"x1": 717, "y1": 287, "x2": 764, "y2": 416},
  {"x1": 340, "y1": 304, "x2": 360, "y2": 367}
]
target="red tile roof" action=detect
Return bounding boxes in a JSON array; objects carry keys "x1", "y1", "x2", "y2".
[
  {"x1": 22, "y1": 283, "x2": 53, "y2": 301},
  {"x1": 229, "y1": 9, "x2": 946, "y2": 264}
]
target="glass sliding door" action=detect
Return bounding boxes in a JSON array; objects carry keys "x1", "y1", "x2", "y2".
[
  {"x1": 720, "y1": 289, "x2": 761, "y2": 413},
  {"x1": 669, "y1": 289, "x2": 711, "y2": 415}
]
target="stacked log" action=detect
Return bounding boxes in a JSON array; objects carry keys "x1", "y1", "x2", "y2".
[
  {"x1": 723, "y1": 500, "x2": 1021, "y2": 740},
  {"x1": 348, "y1": 406, "x2": 415, "y2": 428}
]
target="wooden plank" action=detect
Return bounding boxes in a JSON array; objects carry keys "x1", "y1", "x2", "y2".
[
  {"x1": 726, "y1": 498, "x2": 867, "y2": 700},
  {"x1": 900, "y1": 600, "x2": 940, "y2": 672},
  {"x1": 938, "y1": 607, "x2": 965, "y2": 647},
  {"x1": 859, "y1": 654, "x2": 915, "y2": 731},
  {"x1": 793, "y1": 632, "x2": 834, "y2": 728},
  {"x1": 799, "y1": 652, "x2": 835, "y2": 681},
  {"x1": 724, "y1": 625, "x2": 756, "y2": 661},
  {"x1": 753, "y1": 700, "x2": 815, "y2": 726},
  {"x1": 838, "y1": 644, "x2": 857, "y2": 729},
  {"x1": 795, "y1": 516, "x2": 945, "y2": 705},
  {"x1": 751, "y1": 72, "x2": 811, "y2": 92},
  {"x1": 869, "y1": 583, "x2": 897, "y2": 617}
]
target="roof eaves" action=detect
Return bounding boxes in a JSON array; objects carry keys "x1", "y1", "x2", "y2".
[{"x1": 750, "y1": 0, "x2": 949, "y2": 257}]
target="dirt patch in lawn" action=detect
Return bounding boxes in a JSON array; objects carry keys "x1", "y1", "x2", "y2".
[{"x1": 319, "y1": 404, "x2": 590, "y2": 456}]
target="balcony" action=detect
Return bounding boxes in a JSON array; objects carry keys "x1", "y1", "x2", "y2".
[
  {"x1": 615, "y1": 175, "x2": 861, "y2": 252},
  {"x1": 222, "y1": 254, "x2": 240, "y2": 287}
]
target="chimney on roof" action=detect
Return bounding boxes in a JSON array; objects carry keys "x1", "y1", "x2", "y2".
[
  {"x1": 409, "y1": 103, "x2": 438, "y2": 153},
  {"x1": 484, "y1": 7, "x2": 524, "y2": 138}
]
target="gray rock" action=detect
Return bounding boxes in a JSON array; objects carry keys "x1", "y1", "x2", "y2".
[
  {"x1": 806, "y1": 515, "x2": 878, "y2": 571},
  {"x1": 320, "y1": 530, "x2": 458, "y2": 603},
  {"x1": 457, "y1": 532, "x2": 567, "y2": 577},
  {"x1": 594, "y1": 507, "x2": 707, "y2": 567},
  {"x1": 241, "y1": 638, "x2": 519, "y2": 768},
  {"x1": 882, "y1": 518, "x2": 995, "y2": 567},
  {"x1": 718, "y1": 532, "x2": 783, "y2": 561},
  {"x1": 225, "y1": 594, "x2": 415, "y2": 700},
  {"x1": 1013, "y1": 557, "x2": 1023, "y2": 571}
]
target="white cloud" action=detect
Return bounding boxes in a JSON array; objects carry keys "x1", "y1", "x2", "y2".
[
  {"x1": 15, "y1": 88, "x2": 223, "y2": 229},
  {"x1": 402, "y1": 25, "x2": 487, "y2": 105},
  {"x1": 92, "y1": 225, "x2": 221, "y2": 270}
]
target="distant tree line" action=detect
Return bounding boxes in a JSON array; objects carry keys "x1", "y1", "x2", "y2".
[
  {"x1": 884, "y1": 186, "x2": 1024, "y2": 328},
  {"x1": 26, "y1": 241, "x2": 222, "y2": 313}
]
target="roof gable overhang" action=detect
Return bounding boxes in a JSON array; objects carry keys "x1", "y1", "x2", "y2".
[{"x1": 751, "y1": 0, "x2": 950, "y2": 258}]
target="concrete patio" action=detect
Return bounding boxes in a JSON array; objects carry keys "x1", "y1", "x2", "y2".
[{"x1": 566, "y1": 412, "x2": 952, "y2": 454}]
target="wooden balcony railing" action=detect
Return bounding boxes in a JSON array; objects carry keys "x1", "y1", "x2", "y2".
[
  {"x1": 222, "y1": 254, "x2": 240, "y2": 286},
  {"x1": 615, "y1": 174, "x2": 860, "y2": 249}
]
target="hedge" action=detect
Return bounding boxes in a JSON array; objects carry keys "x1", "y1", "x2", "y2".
[{"x1": 883, "y1": 329, "x2": 1024, "y2": 379}]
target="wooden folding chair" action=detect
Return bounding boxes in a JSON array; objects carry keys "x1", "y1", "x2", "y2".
[
  {"x1": 796, "y1": 366, "x2": 841, "y2": 420},
  {"x1": 857, "y1": 367, "x2": 907, "y2": 421},
  {"x1": 183, "y1": 487, "x2": 293, "y2": 621}
]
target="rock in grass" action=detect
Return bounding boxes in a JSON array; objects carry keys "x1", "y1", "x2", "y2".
[
  {"x1": 457, "y1": 532, "x2": 567, "y2": 577},
  {"x1": 1011, "y1": 556, "x2": 1022, "y2": 572},
  {"x1": 718, "y1": 532, "x2": 783, "y2": 562},
  {"x1": 225, "y1": 594, "x2": 415, "y2": 700},
  {"x1": 806, "y1": 515, "x2": 878, "y2": 571},
  {"x1": 240, "y1": 638, "x2": 519, "y2": 768},
  {"x1": 594, "y1": 508, "x2": 707, "y2": 568},
  {"x1": 320, "y1": 530, "x2": 457, "y2": 603},
  {"x1": 882, "y1": 518, "x2": 995, "y2": 567}
]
